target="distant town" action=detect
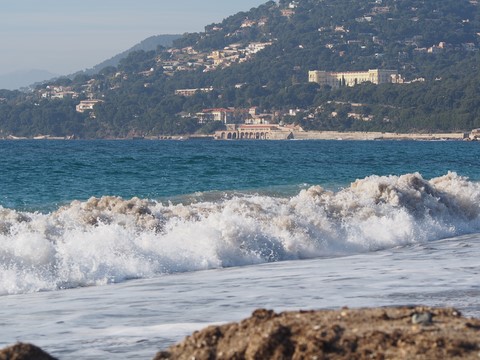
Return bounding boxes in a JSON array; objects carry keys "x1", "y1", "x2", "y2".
[{"x1": 1, "y1": 0, "x2": 479, "y2": 139}]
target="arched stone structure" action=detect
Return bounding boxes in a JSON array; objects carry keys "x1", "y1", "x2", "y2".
[{"x1": 214, "y1": 124, "x2": 296, "y2": 140}]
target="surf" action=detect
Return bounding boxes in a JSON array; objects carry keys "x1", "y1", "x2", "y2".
[{"x1": 0, "y1": 171, "x2": 479, "y2": 295}]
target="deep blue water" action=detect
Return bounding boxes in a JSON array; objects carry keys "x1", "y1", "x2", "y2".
[{"x1": 0, "y1": 139, "x2": 478, "y2": 212}]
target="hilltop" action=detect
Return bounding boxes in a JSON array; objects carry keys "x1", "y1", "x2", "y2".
[
  {"x1": 0, "y1": 0, "x2": 479, "y2": 139},
  {"x1": 76, "y1": 34, "x2": 182, "y2": 77}
]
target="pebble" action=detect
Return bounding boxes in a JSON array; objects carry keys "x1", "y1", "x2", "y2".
[{"x1": 412, "y1": 312, "x2": 433, "y2": 325}]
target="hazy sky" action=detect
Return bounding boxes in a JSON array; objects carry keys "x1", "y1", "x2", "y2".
[{"x1": 0, "y1": 0, "x2": 267, "y2": 76}]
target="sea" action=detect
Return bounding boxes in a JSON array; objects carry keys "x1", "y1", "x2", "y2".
[{"x1": 0, "y1": 139, "x2": 479, "y2": 359}]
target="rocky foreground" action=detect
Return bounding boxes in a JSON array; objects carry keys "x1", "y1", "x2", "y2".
[{"x1": 2, "y1": 306, "x2": 480, "y2": 359}]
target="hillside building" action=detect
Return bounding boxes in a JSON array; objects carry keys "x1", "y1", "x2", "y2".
[
  {"x1": 75, "y1": 100, "x2": 103, "y2": 113},
  {"x1": 196, "y1": 108, "x2": 236, "y2": 124},
  {"x1": 174, "y1": 87, "x2": 214, "y2": 97},
  {"x1": 308, "y1": 69, "x2": 402, "y2": 88}
]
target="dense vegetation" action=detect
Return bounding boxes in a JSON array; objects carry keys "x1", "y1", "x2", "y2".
[{"x1": 0, "y1": 0, "x2": 479, "y2": 138}]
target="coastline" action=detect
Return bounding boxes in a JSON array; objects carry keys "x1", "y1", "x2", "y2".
[
  {"x1": 0, "y1": 131, "x2": 472, "y2": 141},
  {"x1": 156, "y1": 130, "x2": 471, "y2": 141},
  {"x1": 284, "y1": 130, "x2": 468, "y2": 141}
]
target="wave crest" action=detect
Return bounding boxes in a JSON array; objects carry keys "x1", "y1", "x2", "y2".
[{"x1": 1, "y1": 172, "x2": 479, "y2": 295}]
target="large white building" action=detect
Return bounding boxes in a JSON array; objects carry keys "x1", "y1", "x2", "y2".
[
  {"x1": 196, "y1": 108, "x2": 236, "y2": 124},
  {"x1": 308, "y1": 69, "x2": 402, "y2": 88}
]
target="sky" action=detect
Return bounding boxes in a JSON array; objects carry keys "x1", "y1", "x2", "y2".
[{"x1": 0, "y1": 0, "x2": 267, "y2": 76}]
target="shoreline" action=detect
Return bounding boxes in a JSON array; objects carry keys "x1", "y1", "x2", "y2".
[
  {"x1": 284, "y1": 130, "x2": 468, "y2": 141},
  {"x1": 0, "y1": 131, "x2": 473, "y2": 141},
  {"x1": 3, "y1": 306, "x2": 480, "y2": 360}
]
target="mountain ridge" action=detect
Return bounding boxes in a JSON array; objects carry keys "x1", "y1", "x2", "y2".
[
  {"x1": 0, "y1": 35, "x2": 182, "y2": 90},
  {"x1": 77, "y1": 34, "x2": 182, "y2": 76}
]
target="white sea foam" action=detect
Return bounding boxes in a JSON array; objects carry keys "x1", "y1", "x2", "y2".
[{"x1": 0, "y1": 172, "x2": 479, "y2": 295}]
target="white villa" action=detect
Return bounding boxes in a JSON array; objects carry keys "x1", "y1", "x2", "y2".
[{"x1": 308, "y1": 69, "x2": 402, "y2": 88}]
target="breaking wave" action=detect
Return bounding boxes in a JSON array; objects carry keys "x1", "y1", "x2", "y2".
[{"x1": 1, "y1": 171, "x2": 479, "y2": 295}]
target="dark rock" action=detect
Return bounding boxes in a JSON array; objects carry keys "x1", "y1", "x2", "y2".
[
  {"x1": 154, "y1": 306, "x2": 480, "y2": 360},
  {"x1": 0, "y1": 343, "x2": 57, "y2": 360}
]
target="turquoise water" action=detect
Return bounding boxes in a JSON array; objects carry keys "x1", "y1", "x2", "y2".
[
  {"x1": 1, "y1": 139, "x2": 480, "y2": 295},
  {"x1": 1, "y1": 139, "x2": 480, "y2": 359},
  {"x1": 1, "y1": 139, "x2": 478, "y2": 211}
]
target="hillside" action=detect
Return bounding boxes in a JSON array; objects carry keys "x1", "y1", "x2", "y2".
[
  {"x1": 0, "y1": 0, "x2": 479, "y2": 138},
  {"x1": 79, "y1": 34, "x2": 181, "y2": 76}
]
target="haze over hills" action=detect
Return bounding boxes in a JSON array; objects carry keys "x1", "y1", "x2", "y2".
[
  {"x1": 0, "y1": 0, "x2": 479, "y2": 139},
  {"x1": 0, "y1": 69, "x2": 59, "y2": 91},
  {"x1": 0, "y1": 35, "x2": 181, "y2": 90}
]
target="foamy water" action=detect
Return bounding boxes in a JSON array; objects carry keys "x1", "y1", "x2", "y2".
[
  {"x1": 1, "y1": 171, "x2": 479, "y2": 295},
  {"x1": 1, "y1": 232, "x2": 479, "y2": 359},
  {"x1": 1, "y1": 140, "x2": 480, "y2": 359}
]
